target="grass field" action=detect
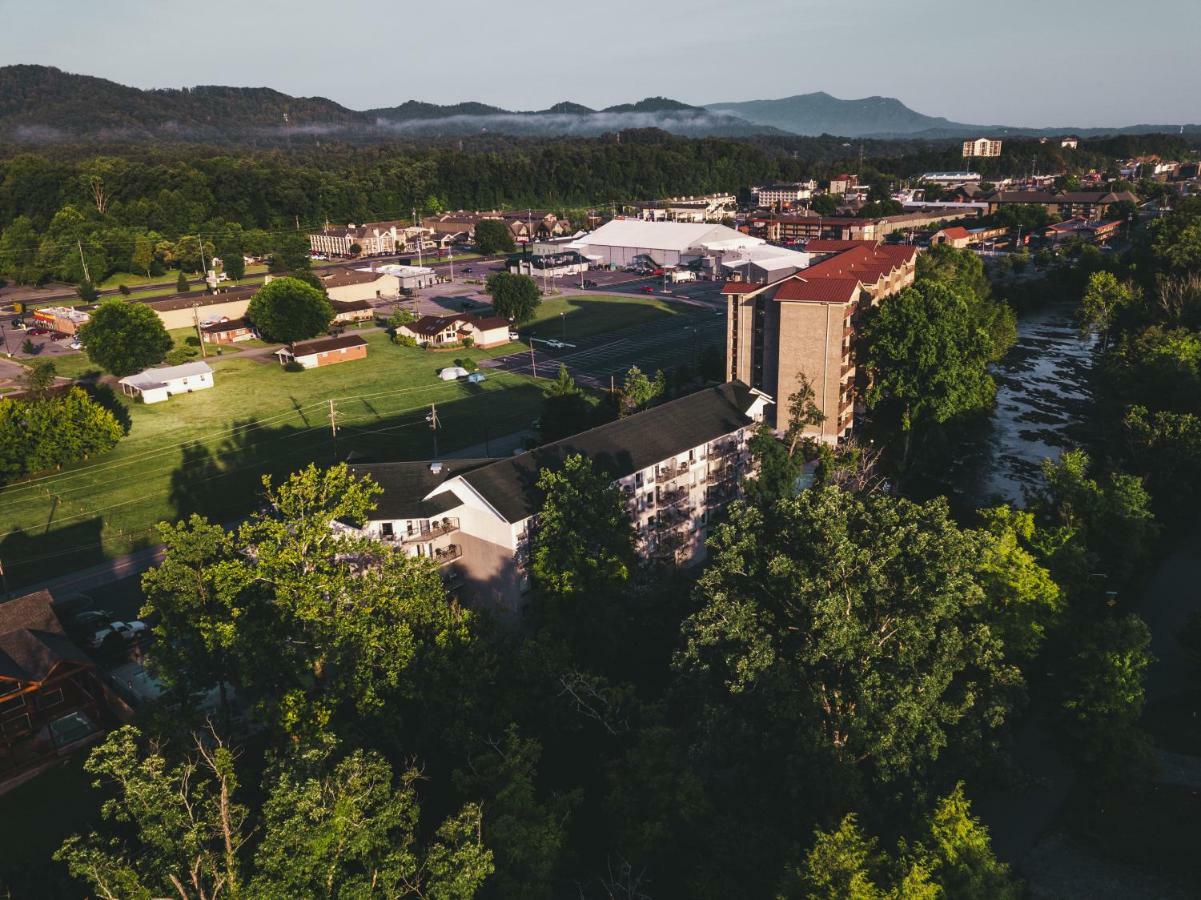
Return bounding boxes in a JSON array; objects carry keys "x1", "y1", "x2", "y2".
[
  {"x1": 520, "y1": 293, "x2": 696, "y2": 342},
  {"x1": 0, "y1": 331, "x2": 545, "y2": 588}
]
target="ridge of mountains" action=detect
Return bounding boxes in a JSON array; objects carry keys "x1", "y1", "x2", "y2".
[{"x1": 1, "y1": 65, "x2": 1195, "y2": 144}]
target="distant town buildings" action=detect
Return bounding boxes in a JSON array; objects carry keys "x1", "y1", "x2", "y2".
[
  {"x1": 344, "y1": 383, "x2": 772, "y2": 613},
  {"x1": 636, "y1": 193, "x2": 737, "y2": 222},
  {"x1": 309, "y1": 221, "x2": 431, "y2": 258},
  {"x1": 753, "y1": 182, "x2": 816, "y2": 208},
  {"x1": 962, "y1": 138, "x2": 1003, "y2": 158}
]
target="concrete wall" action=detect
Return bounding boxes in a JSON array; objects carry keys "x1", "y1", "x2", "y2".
[
  {"x1": 152, "y1": 298, "x2": 251, "y2": 331},
  {"x1": 776, "y1": 299, "x2": 855, "y2": 443}
]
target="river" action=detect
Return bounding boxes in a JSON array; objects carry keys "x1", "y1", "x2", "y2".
[{"x1": 959, "y1": 301, "x2": 1097, "y2": 508}]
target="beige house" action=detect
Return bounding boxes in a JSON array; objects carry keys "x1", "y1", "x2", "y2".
[
  {"x1": 141, "y1": 287, "x2": 256, "y2": 331},
  {"x1": 398, "y1": 313, "x2": 512, "y2": 349},
  {"x1": 963, "y1": 137, "x2": 1003, "y2": 158},
  {"x1": 724, "y1": 242, "x2": 917, "y2": 443},
  {"x1": 345, "y1": 382, "x2": 772, "y2": 614},
  {"x1": 330, "y1": 299, "x2": 374, "y2": 323}
]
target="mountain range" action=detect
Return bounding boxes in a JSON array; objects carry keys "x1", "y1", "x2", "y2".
[{"x1": 1, "y1": 65, "x2": 1195, "y2": 144}]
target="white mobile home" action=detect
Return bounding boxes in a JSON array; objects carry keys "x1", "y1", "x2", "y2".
[{"x1": 118, "y1": 361, "x2": 214, "y2": 404}]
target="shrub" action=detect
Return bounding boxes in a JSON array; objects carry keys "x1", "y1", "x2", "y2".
[
  {"x1": 165, "y1": 347, "x2": 197, "y2": 365},
  {"x1": 283, "y1": 360, "x2": 305, "y2": 372},
  {"x1": 118, "y1": 284, "x2": 132, "y2": 296}
]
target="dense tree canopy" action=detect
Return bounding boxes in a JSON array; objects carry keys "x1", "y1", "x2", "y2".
[
  {"x1": 484, "y1": 272, "x2": 540, "y2": 324},
  {"x1": 0, "y1": 385, "x2": 124, "y2": 483}
]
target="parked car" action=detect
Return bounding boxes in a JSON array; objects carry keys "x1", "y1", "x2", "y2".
[
  {"x1": 69, "y1": 339, "x2": 84, "y2": 350},
  {"x1": 10, "y1": 318, "x2": 26, "y2": 329},
  {"x1": 641, "y1": 286, "x2": 655, "y2": 294},
  {"x1": 543, "y1": 339, "x2": 567, "y2": 349},
  {"x1": 27, "y1": 327, "x2": 50, "y2": 336},
  {"x1": 508, "y1": 330, "x2": 521, "y2": 341},
  {"x1": 467, "y1": 372, "x2": 486, "y2": 383},
  {"x1": 582, "y1": 279, "x2": 598, "y2": 288},
  {"x1": 88, "y1": 620, "x2": 148, "y2": 649},
  {"x1": 462, "y1": 266, "x2": 473, "y2": 274},
  {"x1": 72, "y1": 609, "x2": 114, "y2": 629}
]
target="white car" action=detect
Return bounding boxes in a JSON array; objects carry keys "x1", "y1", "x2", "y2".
[
  {"x1": 543, "y1": 339, "x2": 567, "y2": 349},
  {"x1": 508, "y1": 330, "x2": 521, "y2": 341},
  {"x1": 69, "y1": 339, "x2": 84, "y2": 350},
  {"x1": 88, "y1": 620, "x2": 148, "y2": 649}
]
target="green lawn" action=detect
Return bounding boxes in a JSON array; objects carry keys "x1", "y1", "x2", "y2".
[
  {"x1": 520, "y1": 293, "x2": 694, "y2": 341},
  {"x1": 0, "y1": 331, "x2": 545, "y2": 588}
]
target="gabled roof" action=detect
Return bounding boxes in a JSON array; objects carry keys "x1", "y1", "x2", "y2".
[
  {"x1": 936, "y1": 226, "x2": 971, "y2": 241},
  {"x1": 141, "y1": 286, "x2": 256, "y2": 312},
  {"x1": 119, "y1": 361, "x2": 213, "y2": 390},
  {"x1": 330, "y1": 298, "x2": 374, "y2": 312},
  {"x1": 773, "y1": 277, "x2": 862, "y2": 303},
  {"x1": 200, "y1": 317, "x2": 251, "y2": 333},
  {"x1": 286, "y1": 334, "x2": 368, "y2": 356},
  {"x1": 804, "y1": 239, "x2": 878, "y2": 253},
  {"x1": 317, "y1": 269, "x2": 393, "y2": 288},
  {"x1": 458, "y1": 382, "x2": 764, "y2": 523},
  {"x1": 348, "y1": 459, "x2": 495, "y2": 520},
  {"x1": 0, "y1": 590, "x2": 91, "y2": 684}
]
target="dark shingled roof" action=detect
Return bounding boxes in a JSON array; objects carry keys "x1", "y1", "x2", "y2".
[
  {"x1": 0, "y1": 590, "x2": 92, "y2": 683},
  {"x1": 460, "y1": 382, "x2": 760, "y2": 523},
  {"x1": 140, "y1": 286, "x2": 257, "y2": 312},
  {"x1": 347, "y1": 459, "x2": 495, "y2": 519},
  {"x1": 286, "y1": 334, "x2": 368, "y2": 356},
  {"x1": 331, "y1": 298, "x2": 374, "y2": 312}
]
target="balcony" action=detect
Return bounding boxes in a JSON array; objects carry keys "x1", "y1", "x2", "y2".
[
  {"x1": 650, "y1": 530, "x2": 688, "y2": 559},
  {"x1": 433, "y1": 543, "x2": 463, "y2": 565},
  {"x1": 400, "y1": 517, "x2": 460, "y2": 544},
  {"x1": 654, "y1": 461, "x2": 691, "y2": 484},
  {"x1": 707, "y1": 481, "x2": 737, "y2": 505},
  {"x1": 709, "y1": 440, "x2": 740, "y2": 460},
  {"x1": 658, "y1": 485, "x2": 690, "y2": 508},
  {"x1": 654, "y1": 505, "x2": 692, "y2": 531}
]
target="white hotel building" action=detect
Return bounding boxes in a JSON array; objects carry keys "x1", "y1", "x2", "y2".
[{"x1": 343, "y1": 383, "x2": 772, "y2": 614}]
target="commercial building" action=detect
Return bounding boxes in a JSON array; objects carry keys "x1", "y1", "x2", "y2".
[
  {"x1": 343, "y1": 382, "x2": 772, "y2": 613},
  {"x1": 31, "y1": 306, "x2": 90, "y2": 335},
  {"x1": 275, "y1": 334, "x2": 368, "y2": 369},
  {"x1": 304, "y1": 269, "x2": 401, "y2": 303},
  {"x1": 308, "y1": 221, "x2": 431, "y2": 258},
  {"x1": 141, "y1": 286, "x2": 256, "y2": 330},
  {"x1": 723, "y1": 242, "x2": 918, "y2": 443},
  {"x1": 330, "y1": 299, "x2": 375, "y2": 323},
  {"x1": 754, "y1": 182, "x2": 816, "y2": 208},
  {"x1": 920, "y1": 172, "x2": 981, "y2": 184},
  {"x1": 118, "y1": 361, "x2": 214, "y2": 404},
  {"x1": 749, "y1": 208, "x2": 975, "y2": 244},
  {"x1": 983, "y1": 190, "x2": 1138, "y2": 220},
  {"x1": 636, "y1": 193, "x2": 737, "y2": 223},
  {"x1": 507, "y1": 249, "x2": 589, "y2": 278},
  {"x1": 377, "y1": 264, "x2": 439, "y2": 291},
  {"x1": 568, "y1": 219, "x2": 765, "y2": 271},
  {"x1": 963, "y1": 138, "x2": 1003, "y2": 158}
]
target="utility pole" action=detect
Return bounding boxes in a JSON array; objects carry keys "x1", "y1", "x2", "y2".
[
  {"x1": 77, "y1": 240, "x2": 91, "y2": 285},
  {"x1": 426, "y1": 403, "x2": 440, "y2": 458},
  {"x1": 328, "y1": 398, "x2": 339, "y2": 442},
  {"x1": 198, "y1": 233, "x2": 211, "y2": 292},
  {"x1": 529, "y1": 340, "x2": 538, "y2": 378},
  {"x1": 192, "y1": 303, "x2": 207, "y2": 358},
  {"x1": 448, "y1": 246, "x2": 454, "y2": 283},
  {"x1": 294, "y1": 214, "x2": 300, "y2": 231}
]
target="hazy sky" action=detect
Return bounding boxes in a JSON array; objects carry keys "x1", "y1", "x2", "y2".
[{"x1": 1, "y1": 0, "x2": 1196, "y2": 127}]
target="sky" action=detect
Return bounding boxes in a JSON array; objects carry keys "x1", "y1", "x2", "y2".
[{"x1": 0, "y1": 0, "x2": 1196, "y2": 128}]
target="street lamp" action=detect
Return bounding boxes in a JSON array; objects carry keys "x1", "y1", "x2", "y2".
[{"x1": 560, "y1": 312, "x2": 566, "y2": 340}]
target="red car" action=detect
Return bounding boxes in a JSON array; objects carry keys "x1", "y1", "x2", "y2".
[{"x1": 641, "y1": 286, "x2": 655, "y2": 294}]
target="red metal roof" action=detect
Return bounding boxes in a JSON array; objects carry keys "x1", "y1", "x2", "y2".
[{"x1": 773, "y1": 277, "x2": 861, "y2": 303}]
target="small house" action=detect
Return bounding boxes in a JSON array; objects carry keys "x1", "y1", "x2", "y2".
[
  {"x1": 330, "y1": 298, "x2": 375, "y2": 323},
  {"x1": 275, "y1": 334, "x2": 368, "y2": 369},
  {"x1": 119, "y1": 361, "x2": 214, "y2": 404},
  {"x1": 398, "y1": 313, "x2": 512, "y2": 349},
  {"x1": 200, "y1": 317, "x2": 256, "y2": 344},
  {"x1": 0, "y1": 590, "x2": 106, "y2": 790}
]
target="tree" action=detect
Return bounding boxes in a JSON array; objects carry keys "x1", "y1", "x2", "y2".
[
  {"x1": 269, "y1": 231, "x2": 313, "y2": 274},
  {"x1": 863, "y1": 281, "x2": 997, "y2": 469},
  {"x1": 810, "y1": 194, "x2": 839, "y2": 216},
  {"x1": 485, "y1": 272, "x2": 540, "y2": 324},
  {"x1": 539, "y1": 365, "x2": 591, "y2": 443},
  {"x1": 77, "y1": 299, "x2": 173, "y2": 376},
  {"x1": 57, "y1": 727, "x2": 493, "y2": 900},
  {"x1": 131, "y1": 233, "x2": 155, "y2": 279},
  {"x1": 0, "y1": 386, "x2": 124, "y2": 484},
  {"x1": 1060, "y1": 614, "x2": 1154, "y2": 785},
  {"x1": 139, "y1": 516, "x2": 253, "y2": 718},
  {"x1": 619, "y1": 365, "x2": 664, "y2": 417},
  {"x1": 223, "y1": 251, "x2": 245, "y2": 282},
  {"x1": 21, "y1": 359, "x2": 57, "y2": 399},
  {"x1": 76, "y1": 280, "x2": 99, "y2": 302},
  {"x1": 348, "y1": 242, "x2": 362, "y2": 256},
  {"x1": 388, "y1": 307, "x2": 417, "y2": 329},
  {"x1": 679, "y1": 490, "x2": 1021, "y2": 797},
  {"x1": 531, "y1": 454, "x2": 636, "y2": 653},
  {"x1": 1078, "y1": 270, "x2": 1137, "y2": 348},
  {"x1": 474, "y1": 219, "x2": 516, "y2": 255},
  {"x1": 253, "y1": 749, "x2": 493, "y2": 898},
  {"x1": 744, "y1": 425, "x2": 803, "y2": 508},
  {"x1": 783, "y1": 370, "x2": 825, "y2": 456},
  {"x1": 246, "y1": 277, "x2": 334, "y2": 343},
  {"x1": 974, "y1": 506, "x2": 1063, "y2": 666},
  {"x1": 176, "y1": 269, "x2": 190, "y2": 292},
  {"x1": 782, "y1": 784, "x2": 1016, "y2": 900},
  {"x1": 55, "y1": 726, "x2": 248, "y2": 900}
]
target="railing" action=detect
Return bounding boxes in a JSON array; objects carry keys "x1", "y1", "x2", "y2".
[
  {"x1": 654, "y1": 462, "x2": 691, "y2": 484},
  {"x1": 654, "y1": 506, "x2": 691, "y2": 530},
  {"x1": 708, "y1": 441, "x2": 739, "y2": 460},
  {"x1": 707, "y1": 482, "x2": 737, "y2": 504},
  {"x1": 658, "y1": 486, "x2": 690, "y2": 508},
  {"x1": 433, "y1": 544, "x2": 463, "y2": 565},
  {"x1": 402, "y1": 517, "x2": 461, "y2": 543}
]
